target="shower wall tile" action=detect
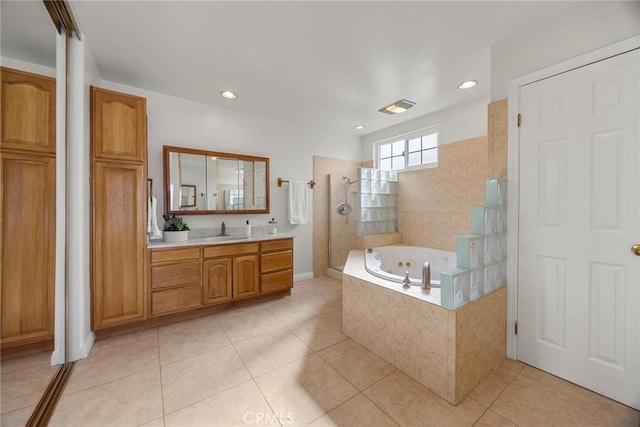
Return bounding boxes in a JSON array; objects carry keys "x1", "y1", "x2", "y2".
[
  {"x1": 343, "y1": 274, "x2": 451, "y2": 401},
  {"x1": 399, "y1": 211, "x2": 471, "y2": 252},
  {"x1": 313, "y1": 155, "x2": 363, "y2": 276},
  {"x1": 355, "y1": 232, "x2": 402, "y2": 250},
  {"x1": 455, "y1": 287, "x2": 507, "y2": 402},
  {"x1": 343, "y1": 272, "x2": 507, "y2": 405},
  {"x1": 488, "y1": 99, "x2": 508, "y2": 179},
  {"x1": 398, "y1": 136, "x2": 488, "y2": 252},
  {"x1": 313, "y1": 208, "x2": 329, "y2": 277}
]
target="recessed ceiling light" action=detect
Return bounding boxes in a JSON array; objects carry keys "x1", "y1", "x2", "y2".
[
  {"x1": 458, "y1": 80, "x2": 477, "y2": 90},
  {"x1": 354, "y1": 125, "x2": 365, "y2": 130},
  {"x1": 378, "y1": 99, "x2": 416, "y2": 115},
  {"x1": 220, "y1": 90, "x2": 238, "y2": 99}
]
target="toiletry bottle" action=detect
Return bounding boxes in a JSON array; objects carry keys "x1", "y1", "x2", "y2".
[
  {"x1": 269, "y1": 218, "x2": 277, "y2": 234},
  {"x1": 245, "y1": 220, "x2": 251, "y2": 236}
]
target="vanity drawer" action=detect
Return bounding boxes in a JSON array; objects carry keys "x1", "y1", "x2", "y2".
[
  {"x1": 261, "y1": 250, "x2": 293, "y2": 273},
  {"x1": 151, "y1": 247, "x2": 201, "y2": 264},
  {"x1": 204, "y1": 243, "x2": 259, "y2": 258},
  {"x1": 150, "y1": 261, "x2": 201, "y2": 289},
  {"x1": 261, "y1": 270, "x2": 293, "y2": 294},
  {"x1": 151, "y1": 286, "x2": 201, "y2": 316},
  {"x1": 261, "y1": 239, "x2": 293, "y2": 253}
]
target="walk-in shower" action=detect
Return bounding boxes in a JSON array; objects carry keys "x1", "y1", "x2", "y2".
[{"x1": 329, "y1": 174, "x2": 357, "y2": 271}]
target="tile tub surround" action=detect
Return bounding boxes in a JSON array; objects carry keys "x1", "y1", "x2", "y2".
[{"x1": 343, "y1": 250, "x2": 506, "y2": 405}]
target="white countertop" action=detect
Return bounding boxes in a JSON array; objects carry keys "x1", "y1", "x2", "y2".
[{"x1": 147, "y1": 233, "x2": 295, "y2": 250}]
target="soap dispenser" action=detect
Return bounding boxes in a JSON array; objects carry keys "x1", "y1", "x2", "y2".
[
  {"x1": 268, "y1": 218, "x2": 277, "y2": 234},
  {"x1": 245, "y1": 220, "x2": 251, "y2": 236}
]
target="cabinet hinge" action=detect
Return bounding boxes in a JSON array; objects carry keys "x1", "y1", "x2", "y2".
[
  {"x1": 517, "y1": 113, "x2": 521, "y2": 127},
  {"x1": 515, "y1": 321, "x2": 519, "y2": 335}
]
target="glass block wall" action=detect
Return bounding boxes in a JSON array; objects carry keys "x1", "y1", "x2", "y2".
[
  {"x1": 356, "y1": 168, "x2": 399, "y2": 236},
  {"x1": 441, "y1": 178, "x2": 507, "y2": 309}
]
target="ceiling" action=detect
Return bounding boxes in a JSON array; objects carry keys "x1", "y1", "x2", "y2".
[{"x1": 2, "y1": 1, "x2": 582, "y2": 135}]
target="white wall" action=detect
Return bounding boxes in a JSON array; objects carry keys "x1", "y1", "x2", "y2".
[
  {"x1": 66, "y1": 35, "x2": 102, "y2": 362},
  {"x1": 98, "y1": 80, "x2": 361, "y2": 277},
  {"x1": 491, "y1": 1, "x2": 640, "y2": 101},
  {"x1": 360, "y1": 97, "x2": 489, "y2": 162},
  {"x1": 1, "y1": 56, "x2": 56, "y2": 77}
]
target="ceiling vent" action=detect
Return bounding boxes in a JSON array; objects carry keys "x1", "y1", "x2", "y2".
[{"x1": 378, "y1": 99, "x2": 416, "y2": 115}]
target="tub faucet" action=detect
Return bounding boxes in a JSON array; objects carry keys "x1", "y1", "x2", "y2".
[
  {"x1": 219, "y1": 221, "x2": 228, "y2": 236},
  {"x1": 422, "y1": 262, "x2": 431, "y2": 289},
  {"x1": 402, "y1": 271, "x2": 411, "y2": 289}
]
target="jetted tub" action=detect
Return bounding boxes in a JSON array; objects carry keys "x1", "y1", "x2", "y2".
[{"x1": 364, "y1": 245, "x2": 457, "y2": 287}]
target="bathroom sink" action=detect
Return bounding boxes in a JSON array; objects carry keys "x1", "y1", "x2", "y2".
[{"x1": 198, "y1": 235, "x2": 250, "y2": 243}]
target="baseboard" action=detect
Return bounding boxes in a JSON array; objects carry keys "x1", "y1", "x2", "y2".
[{"x1": 294, "y1": 272, "x2": 314, "y2": 282}]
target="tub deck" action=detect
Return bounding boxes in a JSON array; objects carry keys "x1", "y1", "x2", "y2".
[{"x1": 343, "y1": 249, "x2": 507, "y2": 405}]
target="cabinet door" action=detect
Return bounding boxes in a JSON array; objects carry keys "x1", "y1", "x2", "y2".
[
  {"x1": 91, "y1": 86, "x2": 146, "y2": 162},
  {"x1": 233, "y1": 255, "x2": 259, "y2": 300},
  {"x1": 92, "y1": 161, "x2": 146, "y2": 329},
  {"x1": 1, "y1": 153, "x2": 55, "y2": 344},
  {"x1": 1, "y1": 67, "x2": 56, "y2": 154},
  {"x1": 203, "y1": 258, "x2": 232, "y2": 305}
]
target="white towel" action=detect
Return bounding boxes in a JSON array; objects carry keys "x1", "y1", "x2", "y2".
[
  {"x1": 207, "y1": 193, "x2": 216, "y2": 210},
  {"x1": 147, "y1": 196, "x2": 162, "y2": 237},
  {"x1": 287, "y1": 181, "x2": 309, "y2": 225}
]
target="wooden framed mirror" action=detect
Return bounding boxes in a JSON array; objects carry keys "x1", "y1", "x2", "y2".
[{"x1": 163, "y1": 145, "x2": 270, "y2": 214}]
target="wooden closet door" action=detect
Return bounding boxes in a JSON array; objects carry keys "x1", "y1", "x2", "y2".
[
  {"x1": 1, "y1": 67, "x2": 56, "y2": 154},
  {"x1": 1, "y1": 153, "x2": 55, "y2": 344},
  {"x1": 92, "y1": 161, "x2": 146, "y2": 329},
  {"x1": 91, "y1": 86, "x2": 146, "y2": 162}
]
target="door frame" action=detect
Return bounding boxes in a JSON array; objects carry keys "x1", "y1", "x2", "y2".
[{"x1": 506, "y1": 35, "x2": 640, "y2": 359}]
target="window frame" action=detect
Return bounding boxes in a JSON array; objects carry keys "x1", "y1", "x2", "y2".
[{"x1": 374, "y1": 125, "x2": 440, "y2": 172}]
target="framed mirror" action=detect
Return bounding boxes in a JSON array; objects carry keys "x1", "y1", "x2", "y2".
[
  {"x1": 179, "y1": 185, "x2": 196, "y2": 207},
  {"x1": 164, "y1": 145, "x2": 270, "y2": 214}
]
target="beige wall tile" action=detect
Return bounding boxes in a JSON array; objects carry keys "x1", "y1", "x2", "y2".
[
  {"x1": 397, "y1": 137, "x2": 487, "y2": 251},
  {"x1": 313, "y1": 156, "x2": 361, "y2": 276},
  {"x1": 455, "y1": 287, "x2": 507, "y2": 403},
  {"x1": 488, "y1": 99, "x2": 508, "y2": 179},
  {"x1": 343, "y1": 274, "x2": 451, "y2": 400}
]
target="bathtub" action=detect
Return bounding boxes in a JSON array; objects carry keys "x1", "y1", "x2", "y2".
[{"x1": 364, "y1": 245, "x2": 457, "y2": 287}]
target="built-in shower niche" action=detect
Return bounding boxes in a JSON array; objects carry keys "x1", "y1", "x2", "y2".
[{"x1": 356, "y1": 168, "x2": 399, "y2": 236}]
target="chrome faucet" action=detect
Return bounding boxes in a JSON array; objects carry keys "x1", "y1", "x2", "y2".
[
  {"x1": 402, "y1": 271, "x2": 411, "y2": 289},
  {"x1": 422, "y1": 262, "x2": 431, "y2": 289},
  {"x1": 219, "y1": 221, "x2": 228, "y2": 236}
]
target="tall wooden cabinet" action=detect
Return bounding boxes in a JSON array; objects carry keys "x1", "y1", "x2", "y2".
[
  {"x1": 91, "y1": 86, "x2": 147, "y2": 330},
  {"x1": 1, "y1": 67, "x2": 56, "y2": 349}
]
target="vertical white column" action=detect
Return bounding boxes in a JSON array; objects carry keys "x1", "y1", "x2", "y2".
[
  {"x1": 66, "y1": 35, "x2": 95, "y2": 361},
  {"x1": 51, "y1": 32, "x2": 67, "y2": 367}
]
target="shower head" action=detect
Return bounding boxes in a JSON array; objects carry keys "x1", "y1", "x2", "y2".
[{"x1": 342, "y1": 176, "x2": 354, "y2": 184}]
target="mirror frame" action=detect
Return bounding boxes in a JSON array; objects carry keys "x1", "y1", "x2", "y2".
[{"x1": 163, "y1": 145, "x2": 270, "y2": 215}]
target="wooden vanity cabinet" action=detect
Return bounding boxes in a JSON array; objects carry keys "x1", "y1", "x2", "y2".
[
  {"x1": 91, "y1": 86, "x2": 146, "y2": 162},
  {"x1": 145, "y1": 238, "x2": 292, "y2": 324},
  {"x1": 203, "y1": 243, "x2": 260, "y2": 302},
  {"x1": 1, "y1": 67, "x2": 56, "y2": 350},
  {"x1": 91, "y1": 86, "x2": 148, "y2": 330},
  {"x1": 260, "y1": 239, "x2": 294, "y2": 294},
  {"x1": 1, "y1": 67, "x2": 56, "y2": 154},
  {"x1": 149, "y1": 247, "x2": 202, "y2": 316}
]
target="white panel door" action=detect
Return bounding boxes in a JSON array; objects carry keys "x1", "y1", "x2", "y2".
[{"x1": 518, "y1": 49, "x2": 639, "y2": 409}]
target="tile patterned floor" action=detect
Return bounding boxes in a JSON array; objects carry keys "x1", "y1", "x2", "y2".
[{"x1": 3, "y1": 276, "x2": 639, "y2": 426}]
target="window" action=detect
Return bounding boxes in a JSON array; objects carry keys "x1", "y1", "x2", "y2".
[{"x1": 376, "y1": 127, "x2": 438, "y2": 171}]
